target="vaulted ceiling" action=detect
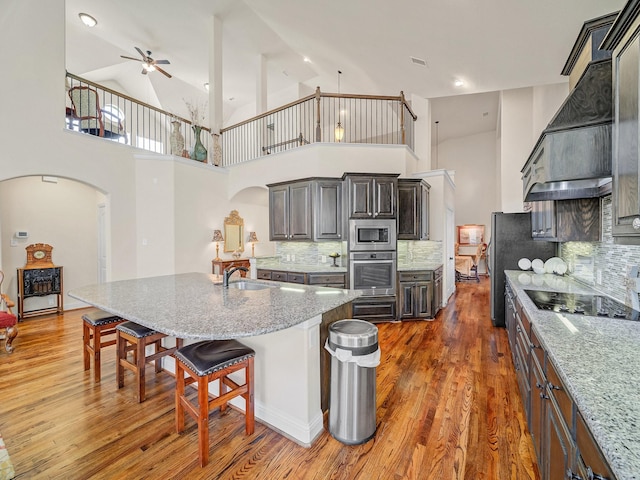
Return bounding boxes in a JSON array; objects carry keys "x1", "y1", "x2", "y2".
[{"x1": 65, "y1": 0, "x2": 624, "y2": 143}]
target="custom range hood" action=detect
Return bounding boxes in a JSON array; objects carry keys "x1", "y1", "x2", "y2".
[{"x1": 522, "y1": 13, "x2": 618, "y2": 202}]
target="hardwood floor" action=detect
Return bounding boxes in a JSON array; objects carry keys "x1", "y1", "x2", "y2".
[{"x1": 0, "y1": 277, "x2": 539, "y2": 479}]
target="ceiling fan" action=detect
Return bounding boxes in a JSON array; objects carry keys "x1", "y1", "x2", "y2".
[{"x1": 121, "y1": 47, "x2": 172, "y2": 78}]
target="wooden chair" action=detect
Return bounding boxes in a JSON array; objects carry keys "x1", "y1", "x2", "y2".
[
  {"x1": 82, "y1": 309, "x2": 126, "y2": 383},
  {"x1": 0, "y1": 271, "x2": 18, "y2": 354},
  {"x1": 175, "y1": 339, "x2": 255, "y2": 467},
  {"x1": 116, "y1": 321, "x2": 183, "y2": 402},
  {"x1": 68, "y1": 86, "x2": 124, "y2": 139}
]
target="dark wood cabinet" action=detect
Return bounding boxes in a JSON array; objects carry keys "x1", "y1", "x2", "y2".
[
  {"x1": 397, "y1": 271, "x2": 432, "y2": 320},
  {"x1": 529, "y1": 198, "x2": 600, "y2": 242},
  {"x1": 257, "y1": 269, "x2": 345, "y2": 289},
  {"x1": 17, "y1": 266, "x2": 64, "y2": 319},
  {"x1": 505, "y1": 279, "x2": 618, "y2": 480},
  {"x1": 398, "y1": 179, "x2": 430, "y2": 240},
  {"x1": 313, "y1": 179, "x2": 343, "y2": 241},
  {"x1": 343, "y1": 173, "x2": 398, "y2": 219},
  {"x1": 604, "y1": 5, "x2": 640, "y2": 241},
  {"x1": 268, "y1": 181, "x2": 313, "y2": 241},
  {"x1": 268, "y1": 178, "x2": 342, "y2": 242}
]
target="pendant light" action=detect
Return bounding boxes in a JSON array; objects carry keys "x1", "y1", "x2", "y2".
[{"x1": 335, "y1": 70, "x2": 344, "y2": 142}]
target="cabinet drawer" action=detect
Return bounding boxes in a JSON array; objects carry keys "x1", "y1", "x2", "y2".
[
  {"x1": 398, "y1": 271, "x2": 432, "y2": 282},
  {"x1": 352, "y1": 297, "x2": 396, "y2": 321},
  {"x1": 271, "y1": 271, "x2": 288, "y2": 282},
  {"x1": 530, "y1": 327, "x2": 545, "y2": 370},
  {"x1": 287, "y1": 273, "x2": 306, "y2": 284},
  {"x1": 257, "y1": 270, "x2": 272, "y2": 280},
  {"x1": 546, "y1": 360, "x2": 573, "y2": 429},
  {"x1": 575, "y1": 411, "x2": 615, "y2": 480},
  {"x1": 308, "y1": 273, "x2": 345, "y2": 285}
]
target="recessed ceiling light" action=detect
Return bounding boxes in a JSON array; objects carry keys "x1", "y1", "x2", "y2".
[
  {"x1": 454, "y1": 79, "x2": 464, "y2": 87},
  {"x1": 410, "y1": 56, "x2": 427, "y2": 67},
  {"x1": 204, "y1": 83, "x2": 210, "y2": 92},
  {"x1": 78, "y1": 13, "x2": 97, "y2": 27},
  {"x1": 229, "y1": 97, "x2": 235, "y2": 102},
  {"x1": 303, "y1": 57, "x2": 311, "y2": 63}
]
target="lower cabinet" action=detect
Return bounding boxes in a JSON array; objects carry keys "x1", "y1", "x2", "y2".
[
  {"x1": 397, "y1": 267, "x2": 442, "y2": 320},
  {"x1": 505, "y1": 280, "x2": 617, "y2": 480},
  {"x1": 352, "y1": 296, "x2": 396, "y2": 322},
  {"x1": 257, "y1": 269, "x2": 345, "y2": 288}
]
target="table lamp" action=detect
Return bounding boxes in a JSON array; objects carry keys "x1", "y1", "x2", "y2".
[
  {"x1": 212, "y1": 230, "x2": 224, "y2": 261},
  {"x1": 248, "y1": 231, "x2": 258, "y2": 257}
]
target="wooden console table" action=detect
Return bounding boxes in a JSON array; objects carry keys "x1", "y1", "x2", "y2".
[{"x1": 211, "y1": 258, "x2": 250, "y2": 277}]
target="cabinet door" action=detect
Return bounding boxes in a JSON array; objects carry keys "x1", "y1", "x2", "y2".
[
  {"x1": 374, "y1": 178, "x2": 396, "y2": 218},
  {"x1": 288, "y1": 182, "x2": 312, "y2": 240},
  {"x1": 529, "y1": 356, "x2": 545, "y2": 463},
  {"x1": 613, "y1": 32, "x2": 640, "y2": 238},
  {"x1": 433, "y1": 274, "x2": 441, "y2": 315},
  {"x1": 420, "y1": 182, "x2": 430, "y2": 240},
  {"x1": 397, "y1": 182, "x2": 420, "y2": 239},
  {"x1": 545, "y1": 395, "x2": 575, "y2": 480},
  {"x1": 269, "y1": 185, "x2": 290, "y2": 241},
  {"x1": 415, "y1": 282, "x2": 432, "y2": 318},
  {"x1": 314, "y1": 180, "x2": 342, "y2": 240},
  {"x1": 398, "y1": 283, "x2": 415, "y2": 319},
  {"x1": 348, "y1": 177, "x2": 373, "y2": 218}
]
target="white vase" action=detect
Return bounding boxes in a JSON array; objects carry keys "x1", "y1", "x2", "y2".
[{"x1": 170, "y1": 121, "x2": 185, "y2": 156}]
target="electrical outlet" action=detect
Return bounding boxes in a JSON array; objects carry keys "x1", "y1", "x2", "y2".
[
  {"x1": 321, "y1": 255, "x2": 327, "y2": 263},
  {"x1": 291, "y1": 254, "x2": 295, "y2": 261},
  {"x1": 286, "y1": 254, "x2": 291, "y2": 261},
  {"x1": 596, "y1": 269, "x2": 602, "y2": 285}
]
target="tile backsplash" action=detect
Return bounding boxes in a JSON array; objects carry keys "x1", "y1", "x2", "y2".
[{"x1": 560, "y1": 195, "x2": 640, "y2": 304}]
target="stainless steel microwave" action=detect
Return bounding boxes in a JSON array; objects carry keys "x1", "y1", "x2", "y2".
[{"x1": 348, "y1": 219, "x2": 397, "y2": 251}]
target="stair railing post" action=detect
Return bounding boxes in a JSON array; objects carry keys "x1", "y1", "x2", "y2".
[
  {"x1": 315, "y1": 86, "x2": 321, "y2": 142},
  {"x1": 400, "y1": 91, "x2": 406, "y2": 145}
]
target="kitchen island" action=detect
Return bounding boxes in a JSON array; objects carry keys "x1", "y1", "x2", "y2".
[
  {"x1": 505, "y1": 270, "x2": 640, "y2": 480},
  {"x1": 69, "y1": 272, "x2": 362, "y2": 446}
]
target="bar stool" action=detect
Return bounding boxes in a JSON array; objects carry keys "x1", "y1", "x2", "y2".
[
  {"x1": 116, "y1": 321, "x2": 183, "y2": 402},
  {"x1": 175, "y1": 340, "x2": 255, "y2": 467},
  {"x1": 82, "y1": 309, "x2": 125, "y2": 382}
]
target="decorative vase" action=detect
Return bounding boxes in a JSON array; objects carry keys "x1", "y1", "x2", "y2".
[
  {"x1": 191, "y1": 125, "x2": 208, "y2": 162},
  {"x1": 170, "y1": 121, "x2": 184, "y2": 156}
]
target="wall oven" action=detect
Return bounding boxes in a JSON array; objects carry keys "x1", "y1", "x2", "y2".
[
  {"x1": 349, "y1": 219, "x2": 397, "y2": 251},
  {"x1": 349, "y1": 251, "x2": 396, "y2": 296}
]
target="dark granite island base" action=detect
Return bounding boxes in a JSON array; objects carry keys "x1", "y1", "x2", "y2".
[{"x1": 69, "y1": 273, "x2": 361, "y2": 447}]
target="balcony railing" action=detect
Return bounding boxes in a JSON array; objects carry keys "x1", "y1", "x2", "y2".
[
  {"x1": 221, "y1": 88, "x2": 417, "y2": 166},
  {"x1": 65, "y1": 72, "x2": 215, "y2": 163},
  {"x1": 65, "y1": 73, "x2": 417, "y2": 168}
]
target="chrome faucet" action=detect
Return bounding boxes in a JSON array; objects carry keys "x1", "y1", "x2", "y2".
[{"x1": 222, "y1": 266, "x2": 249, "y2": 287}]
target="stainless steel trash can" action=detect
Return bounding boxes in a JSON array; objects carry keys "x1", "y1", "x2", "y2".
[{"x1": 326, "y1": 319, "x2": 380, "y2": 445}]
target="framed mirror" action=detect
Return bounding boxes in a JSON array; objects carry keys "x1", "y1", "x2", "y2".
[{"x1": 224, "y1": 210, "x2": 244, "y2": 253}]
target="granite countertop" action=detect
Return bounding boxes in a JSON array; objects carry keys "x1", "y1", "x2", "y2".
[
  {"x1": 69, "y1": 272, "x2": 361, "y2": 340},
  {"x1": 505, "y1": 270, "x2": 640, "y2": 480},
  {"x1": 256, "y1": 263, "x2": 347, "y2": 273},
  {"x1": 397, "y1": 262, "x2": 443, "y2": 272}
]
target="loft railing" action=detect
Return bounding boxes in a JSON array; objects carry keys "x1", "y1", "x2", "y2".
[
  {"x1": 221, "y1": 88, "x2": 417, "y2": 166},
  {"x1": 65, "y1": 72, "x2": 215, "y2": 163}
]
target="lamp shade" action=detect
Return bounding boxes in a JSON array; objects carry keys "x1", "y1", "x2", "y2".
[
  {"x1": 248, "y1": 231, "x2": 258, "y2": 243},
  {"x1": 335, "y1": 122, "x2": 344, "y2": 142},
  {"x1": 212, "y1": 230, "x2": 224, "y2": 242}
]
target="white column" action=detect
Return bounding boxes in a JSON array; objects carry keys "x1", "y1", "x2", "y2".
[
  {"x1": 208, "y1": 15, "x2": 223, "y2": 134},
  {"x1": 256, "y1": 54, "x2": 267, "y2": 115}
]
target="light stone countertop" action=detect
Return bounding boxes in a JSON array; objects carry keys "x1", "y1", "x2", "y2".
[
  {"x1": 505, "y1": 270, "x2": 640, "y2": 480},
  {"x1": 256, "y1": 263, "x2": 347, "y2": 273},
  {"x1": 397, "y1": 262, "x2": 443, "y2": 272},
  {"x1": 69, "y1": 272, "x2": 361, "y2": 340}
]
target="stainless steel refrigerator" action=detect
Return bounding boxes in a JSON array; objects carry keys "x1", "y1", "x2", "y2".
[{"x1": 488, "y1": 212, "x2": 556, "y2": 327}]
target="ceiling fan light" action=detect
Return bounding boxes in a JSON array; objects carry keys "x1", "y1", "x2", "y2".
[
  {"x1": 78, "y1": 13, "x2": 97, "y2": 27},
  {"x1": 143, "y1": 63, "x2": 156, "y2": 72}
]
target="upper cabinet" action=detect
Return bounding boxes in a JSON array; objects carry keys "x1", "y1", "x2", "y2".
[
  {"x1": 529, "y1": 199, "x2": 600, "y2": 242},
  {"x1": 603, "y1": 1, "x2": 640, "y2": 242},
  {"x1": 397, "y1": 179, "x2": 430, "y2": 240},
  {"x1": 268, "y1": 181, "x2": 313, "y2": 241},
  {"x1": 268, "y1": 178, "x2": 342, "y2": 241},
  {"x1": 343, "y1": 173, "x2": 399, "y2": 219}
]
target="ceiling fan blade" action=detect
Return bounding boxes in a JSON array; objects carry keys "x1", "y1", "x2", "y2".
[
  {"x1": 154, "y1": 59, "x2": 170, "y2": 65},
  {"x1": 155, "y1": 65, "x2": 172, "y2": 78},
  {"x1": 135, "y1": 46, "x2": 146, "y2": 60},
  {"x1": 121, "y1": 55, "x2": 142, "y2": 61}
]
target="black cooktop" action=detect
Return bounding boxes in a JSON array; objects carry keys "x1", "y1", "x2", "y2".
[{"x1": 524, "y1": 289, "x2": 640, "y2": 321}]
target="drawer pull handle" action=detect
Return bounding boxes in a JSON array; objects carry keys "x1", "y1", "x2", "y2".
[
  {"x1": 540, "y1": 392, "x2": 549, "y2": 400},
  {"x1": 548, "y1": 383, "x2": 561, "y2": 391}
]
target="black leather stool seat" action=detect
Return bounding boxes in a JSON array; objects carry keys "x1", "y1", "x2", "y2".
[
  {"x1": 116, "y1": 321, "x2": 159, "y2": 338},
  {"x1": 82, "y1": 310, "x2": 122, "y2": 326},
  {"x1": 175, "y1": 340, "x2": 255, "y2": 377}
]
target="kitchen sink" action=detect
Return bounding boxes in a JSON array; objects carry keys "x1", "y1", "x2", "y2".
[{"x1": 227, "y1": 281, "x2": 275, "y2": 291}]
